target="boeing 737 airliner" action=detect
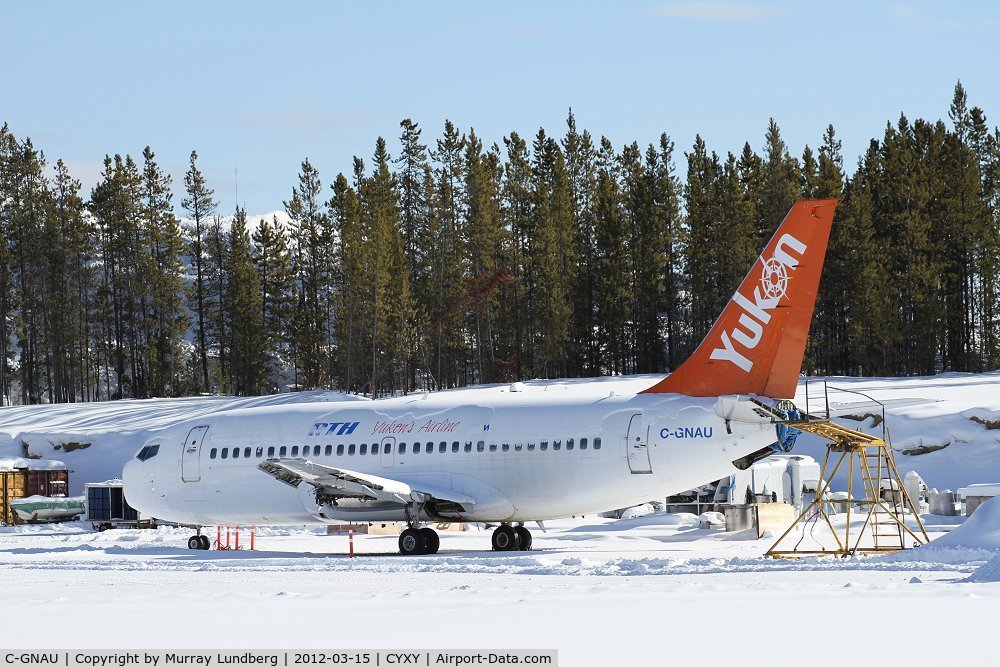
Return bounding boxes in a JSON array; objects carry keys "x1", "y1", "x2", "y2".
[{"x1": 123, "y1": 199, "x2": 837, "y2": 555}]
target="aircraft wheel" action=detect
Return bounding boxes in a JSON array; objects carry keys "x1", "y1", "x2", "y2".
[
  {"x1": 514, "y1": 526, "x2": 532, "y2": 551},
  {"x1": 187, "y1": 536, "x2": 202, "y2": 550},
  {"x1": 399, "y1": 527, "x2": 426, "y2": 555},
  {"x1": 492, "y1": 524, "x2": 519, "y2": 551},
  {"x1": 198, "y1": 535, "x2": 211, "y2": 550},
  {"x1": 420, "y1": 527, "x2": 440, "y2": 554}
]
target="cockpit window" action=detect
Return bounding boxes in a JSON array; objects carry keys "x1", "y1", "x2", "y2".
[{"x1": 136, "y1": 445, "x2": 160, "y2": 461}]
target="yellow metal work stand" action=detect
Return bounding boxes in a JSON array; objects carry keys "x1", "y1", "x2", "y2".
[{"x1": 766, "y1": 419, "x2": 929, "y2": 558}]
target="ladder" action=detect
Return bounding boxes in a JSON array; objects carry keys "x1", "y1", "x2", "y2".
[{"x1": 766, "y1": 418, "x2": 929, "y2": 558}]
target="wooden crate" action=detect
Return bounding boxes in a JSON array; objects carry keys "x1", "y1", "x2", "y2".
[{"x1": 0, "y1": 470, "x2": 28, "y2": 525}]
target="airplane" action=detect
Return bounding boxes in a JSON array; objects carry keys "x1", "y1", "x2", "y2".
[{"x1": 123, "y1": 199, "x2": 837, "y2": 555}]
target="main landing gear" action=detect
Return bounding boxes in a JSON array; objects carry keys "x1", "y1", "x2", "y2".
[
  {"x1": 394, "y1": 522, "x2": 533, "y2": 555},
  {"x1": 398, "y1": 526, "x2": 440, "y2": 555},
  {"x1": 187, "y1": 529, "x2": 211, "y2": 550},
  {"x1": 491, "y1": 523, "x2": 532, "y2": 552}
]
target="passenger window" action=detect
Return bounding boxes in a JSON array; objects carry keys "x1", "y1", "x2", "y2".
[
  {"x1": 348, "y1": 444, "x2": 356, "y2": 456},
  {"x1": 477, "y1": 441, "x2": 485, "y2": 452},
  {"x1": 373, "y1": 443, "x2": 379, "y2": 455},
  {"x1": 413, "y1": 442, "x2": 421, "y2": 454},
  {"x1": 553, "y1": 440, "x2": 562, "y2": 451},
  {"x1": 580, "y1": 438, "x2": 588, "y2": 450},
  {"x1": 244, "y1": 447, "x2": 251, "y2": 458},
  {"x1": 360, "y1": 444, "x2": 368, "y2": 455},
  {"x1": 313, "y1": 445, "x2": 321, "y2": 456},
  {"x1": 489, "y1": 443, "x2": 497, "y2": 452},
  {"x1": 233, "y1": 447, "x2": 241, "y2": 459},
  {"x1": 256, "y1": 447, "x2": 263, "y2": 457},
  {"x1": 514, "y1": 443, "x2": 523, "y2": 451},
  {"x1": 439, "y1": 442, "x2": 446, "y2": 453},
  {"x1": 383, "y1": 443, "x2": 391, "y2": 454},
  {"x1": 210, "y1": 448, "x2": 217, "y2": 460},
  {"x1": 464, "y1": 442, "x2": 472, "y2": 453},
  {"x1": 540, "y1": 441, "x2": 548, "y2": 451},
  {"x1": 594, "y1": 437, "x2": 602, "y2": 450},
  {"x1": 566, "y1": 439, "x2": 574, "y2": 451},
  {"x1": 279, "y1": 446, "x2": 287, "y2": 456},
  {"x1": 267, "y1": 446, "x2": 275, "y2": 457},
  {"x1": 325, "y1": 445, "x2": 332, "y2": 456},
  {"x1": 502, "y1": 443, "x2": 510, "y2": 452},
  {"x1": 452, "y1": 442, "x2": 460, "y2": 453},
  {"x1": 337, "y1": 445, "x2": 344, "y2": 456},
  {"x1": 527, "y1": 442, "x2": 536, "y2": 451},
  {"x1": 291, "y1": 446, "x2": 299, "y2": 457},
  {"x1": 400, "y1": 442, "x2": 407, "y2": 454},
  {"x1": 221, "y1": 448, "x2": 229, "y2": 459}
]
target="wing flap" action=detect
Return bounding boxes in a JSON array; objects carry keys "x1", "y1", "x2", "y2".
[{"x1": 257, "y1": 459, "x2": 476, "y2": 508}]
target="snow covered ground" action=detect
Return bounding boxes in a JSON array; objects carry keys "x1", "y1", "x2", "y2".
[
  {"x1": 1, "y1": 512, "x2": 999, "y2": 664},
  {"x1": 3, "y1": 373, "x2": 1000, "y2": 663}
]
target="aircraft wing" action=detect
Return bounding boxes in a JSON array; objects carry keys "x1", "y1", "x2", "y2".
[{"x1": 257, "y1": 458, "x2": 477, "y2": 509}]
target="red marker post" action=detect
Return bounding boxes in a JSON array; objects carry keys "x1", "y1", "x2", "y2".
[{"x1": 349, "y1": 525, "x2": 354, "y2": 558}]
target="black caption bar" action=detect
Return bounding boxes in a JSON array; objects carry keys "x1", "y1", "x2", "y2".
[{"x1": 2, "y1": 651, "x2": 557, "y2": 667}]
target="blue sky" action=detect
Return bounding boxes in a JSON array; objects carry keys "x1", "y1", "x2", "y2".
[{"x1": 4, "y1": 1, "x2": 999, "y2": 215}]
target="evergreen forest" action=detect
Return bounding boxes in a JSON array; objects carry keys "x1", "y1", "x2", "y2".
[{"x1": 1, "y1": 82, "x2": 999, "y2": 405}]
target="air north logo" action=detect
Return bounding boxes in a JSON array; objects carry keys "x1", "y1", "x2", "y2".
[{"x1": 710, "y1": 233, "x2": 807, "y2": 372}]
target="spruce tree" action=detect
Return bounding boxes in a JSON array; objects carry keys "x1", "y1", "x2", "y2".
[
  {"x1": 252, "y1": 215, "x2": 296, "y2": 391},
  {"x1": 181, "y1": 151, "x2": 217, "y2": 393},
  {"x1": 284, "y1": 159, "x2": 330, "y2": 389},
  {"x1": 227, "y1": 206, "x2": 266, "y2": 395},
  {"x1": 141, "y1": 147, "x2": 187, "y2": 396}
]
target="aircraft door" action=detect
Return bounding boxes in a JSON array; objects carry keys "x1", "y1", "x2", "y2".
[
  {"x1": 626, "y1": 413, "x2": 652, "y2": 474},
  {"x1": 380, "y1": 436, "x2": 395, "y2": 468},
  {"x1": 181, "y1": 425, "x2": 209, "y2": 482}
]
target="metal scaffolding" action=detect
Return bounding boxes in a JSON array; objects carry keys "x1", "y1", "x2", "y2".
[{"x1": 766, "y1": 418, "x2": 929, "y2": 558}]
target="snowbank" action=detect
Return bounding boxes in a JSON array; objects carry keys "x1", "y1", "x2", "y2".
[{"x1": 931, "y1": 495, "x2": 1000, "y2": 550}]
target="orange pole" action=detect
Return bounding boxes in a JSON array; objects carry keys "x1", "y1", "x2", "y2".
[
  {"x1": 250, "y1": 526, "x2": 256, "y2": 551},
  {"x1": 349, "y1": 526, "x2": 354, "y2": 558},
  {"x1": 216, "y1": 525, "x2": 221, "y2": 550},
  {"x1": 235, "y1": 525, "x2": 240, "y2": 550},
  {"x1": 226, "y1": 525, "x2": 231, "y2": 549}
]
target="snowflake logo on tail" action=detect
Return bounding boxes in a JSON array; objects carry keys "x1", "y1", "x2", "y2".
[{"x1": 759, "y1": 257, "x2": 789, "y2": 301}]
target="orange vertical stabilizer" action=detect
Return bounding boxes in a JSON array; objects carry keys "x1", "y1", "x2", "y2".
[{"x1": 643, "y1": 199, "x2": 837, "y2": 399}]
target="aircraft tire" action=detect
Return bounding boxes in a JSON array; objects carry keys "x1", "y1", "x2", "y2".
[
  {"x1": 399, "y1": 528, "x2": 426, "y2": 555},
  {"x1": 514, "y1": 526, "x2": 532, "y2": 551},
  {"x1": 420, "y1": 527, "x2": 440, "y2": 554},
  {"x1": 198, "y1": 535, "x2": 211, "y2": 550},
  {"x1": 492, "y1": 525, "x2": 518, "y2": 551},
  {"x1": 187, "y1": 536, "x2": 202, "y2": 550}
]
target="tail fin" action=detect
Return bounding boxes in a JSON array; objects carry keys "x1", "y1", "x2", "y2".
[{"x1": 644, "y1": 199, "x2": 837, "y2": 399}]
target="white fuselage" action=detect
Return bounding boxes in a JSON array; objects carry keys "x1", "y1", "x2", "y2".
[{"x1": 123, "y1": 384, "x2": 781, "y2": 526}]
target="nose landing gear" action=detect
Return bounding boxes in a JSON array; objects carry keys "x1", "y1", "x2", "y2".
[
  {"x1": 492, "y1": 523, "x2": 532, "y2": 551},
  {"x1": 187, "y1": 530, "x2": 211, "y2": 550}
]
